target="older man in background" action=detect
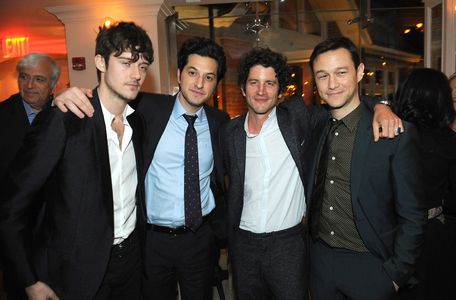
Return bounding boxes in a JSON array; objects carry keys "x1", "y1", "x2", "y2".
[{"x1": 0, "y1": 53, "x2": 60, "y2": 182}]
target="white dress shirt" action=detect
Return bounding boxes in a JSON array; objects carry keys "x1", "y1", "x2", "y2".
[
  {"x1": 100, "y1": 100, "x2": 137, "y2": 245},
  {"x1": 240, "y1": 107, "x2": 305, "y2": 233}
]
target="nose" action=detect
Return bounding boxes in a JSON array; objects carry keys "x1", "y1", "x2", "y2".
[
  {"x1": 26, "y1": 77, "x2": 34, "y2": 89},
  {"x1": 328, "y1": 75, "x2": 338, "y2": 90},
  {"x1": 130, "y1": 65, "x2": 141, "y2": 80},
  {"x1": 257, "y1": 83, "x2": 265, "y2": 95},
  {"x1": 195, "y1": 75, "x2": 204, "y2": 89}
]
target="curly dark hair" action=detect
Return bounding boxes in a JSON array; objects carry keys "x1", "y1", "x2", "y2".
[
  {"x1": 177, "y1": 36, "x2": 226, "y2": 83},
  {"x1": 237, "y1": 47, "x2": 289, "y2": 94},
  {"x1": 95, "y1": 21, "x2": 154, "y2": 81},
  {"x1": 392, "y1": 68, "x2": 455, "y2": 129}
]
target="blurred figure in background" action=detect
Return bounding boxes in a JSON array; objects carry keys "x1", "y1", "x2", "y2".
[
  {"x1": 393, "y1": 68, "x2": 456, "y2": 300},
  {"x1": 0, "y1": 52, "x2": 60, "y2": 183},
  {"x1": 0, "y1": 52, "x2": 60, "y2": 299}
]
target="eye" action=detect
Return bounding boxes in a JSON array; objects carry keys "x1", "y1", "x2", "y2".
[
  {"x1": 317, "y1": 74, "x2": 328, "y2": 80},
  {"x1": 248, "y1": 80, "x2": 257, "y2": 86},
  {"x1": 140, "y1": 64, "x2": 149, "y2": 71},
  {"x1": 35, "y1": 76, "x2": 47, "y2": 83},
  {"x1": 205, "y1": 75, "x2": 215, "y2": 81},
  {"x1": 19, "y1": 73, "x2": 30, "y2": 80},
  {"x1": 266, "y1": 81, "x2": 276, "y2": 86},
  {"x1": 188, "y1": 70, "x2": 197, "y2": 76},
  {"x1": 337, "y1": 71, "x2": 347, "y2": 76}
]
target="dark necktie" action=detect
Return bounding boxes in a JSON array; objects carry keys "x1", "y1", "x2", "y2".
[{"x1": 183, "y1": 114, "x2": 202, "y2": 231}]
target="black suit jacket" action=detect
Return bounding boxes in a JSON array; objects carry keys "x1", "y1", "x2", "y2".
[
  {"x1": 307, "y1": 104, "x2": 427, "y2": 287},
  {"x1": 0, "y1": 93, "x2": 51, "y2": 182},
  {"x1": 0, "y1": 90, "x2": 145, "y2": 299},
  {"x1": 221, "y1": 96, "x2": 328, "y2": 242},
  {"x1": 133, "y1": 92, "x2": 230, "y2": 240}
]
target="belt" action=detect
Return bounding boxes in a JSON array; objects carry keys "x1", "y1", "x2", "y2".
[
  {"x1": 113, "y1": 229, "x2": 137, "y2": 250},
  {"x1": 428, "y1": 206, "x2": 445, "y2": 223},
  {"x1": 147, "y1": 215, "x2": 210, "y2": 235}
]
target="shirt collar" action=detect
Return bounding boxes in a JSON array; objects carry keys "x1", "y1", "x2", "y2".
[
  {"x1": 335, "y1": 102, "x2": 363, "y2": 132},
  {"x1": 172, "y1": 93, "x2": 205, "y2": 123},
  {"x1": 22, "y1": 99, "x2": 35, "y2": 115},
  {"x1": 99, "y1": 98, "x2": 135, "y2": 127},
  {"x1": 244, "y1": 107, "x2": 277, "y2": 138}
]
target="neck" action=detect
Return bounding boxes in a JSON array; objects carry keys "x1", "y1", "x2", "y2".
[
  {"x1": 97, "y1": 85, "x2": 127, "y2": 116},
  {"x1": 247, "y1": 111, "x2": 270, "y2": 135},
  {"x1": 178, "y1": 92, "x2": 202, "y2": 115},
  {"x1": 330, "y1": 97, "x2": 361, "y2": 120}
]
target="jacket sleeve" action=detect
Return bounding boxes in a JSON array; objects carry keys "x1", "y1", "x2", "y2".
[
  {"x1": 0, "y1": 107, "x2": 66, "y2": 289},
  {"x1": 382, "y1": 123, "x2": 427, "y2": 286}
]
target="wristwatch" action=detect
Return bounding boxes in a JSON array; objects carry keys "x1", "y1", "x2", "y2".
[{"x1": 379, "y1": 99, "x2": 391, "y2": 106}]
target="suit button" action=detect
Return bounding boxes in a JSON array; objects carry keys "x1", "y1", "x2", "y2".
[
  {"x1": 330, "y1": 180, "x2": 334, "y2": 184},
  {"x1": 329, "y1": 206, "x2": 333, "y2": 210},
  {"x1": 330, "y1": 231, "x2": 335, "y2": 235}
]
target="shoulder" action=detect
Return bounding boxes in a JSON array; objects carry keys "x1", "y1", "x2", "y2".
[
  {"x1": 203, "y1": 104, "x2": 230, "y2": 122},
  {"x1": 221, "y1": 114, "x2": 244, "y2": 136},
  {"x1": 135, "y1": 92, "x2": 175, "y2": 110},
  {"x1": 0, "y1": 94, "x2": 21, "y2": 111}
]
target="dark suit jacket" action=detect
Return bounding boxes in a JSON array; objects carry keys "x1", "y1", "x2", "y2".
[
  {"x1": 0, "y1": 93, "x2": 51, "y2": 182},
  {"x1": 221, "y1": 96, "x2": 328, "y2": 243},
  {"x1": 133, "y1": 92, "x2": 230, "y2": 240},
  {"x1": 307, "y1": 104, "x2": 427, "y2": 287},
  {"x1": 0, "y1": 90, "x2": 146, "y2": 299}
]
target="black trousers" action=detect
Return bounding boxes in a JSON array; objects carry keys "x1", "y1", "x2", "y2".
[
  {"x1": 231, "y1": 223, "x2": 308, "y2": 300},
  {"x1": 310, "y1": 240, "x2": 398, "y2": 300},
  {"x1": 142, "y1": 221, "x2": 216, "y2": 300},
  {"x1": 94, "y1": 230, "x2": 142, "y2": 300},
  {"x1": 398, "y1": 218, "x2": 451, "y2": 300}
]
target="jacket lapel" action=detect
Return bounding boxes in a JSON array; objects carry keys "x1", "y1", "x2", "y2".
[
  {"x1": 276, "y1": 108, "x2": 302, "y2": 178},
  {"x1": 91, "y1": 90, "x2": 115, "y2": 228},
  {"x1": 351, "y1": 106, "x2": 372, "y2": 205},
  {"x1": 234, "y1": 115, "x2": 247, "y2": 185},
  {"x1": 142, "y1": 96, "x2": 174, "y2": 176}
]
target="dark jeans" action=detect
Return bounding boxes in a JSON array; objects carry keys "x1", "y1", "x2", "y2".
[{"x1": 231, "y1": 223, "x2": 309, "y2": 300}]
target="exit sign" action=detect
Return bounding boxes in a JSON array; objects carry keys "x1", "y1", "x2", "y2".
[{"x1": 2, "y1": 36, "x2": 29, "y2": 58}]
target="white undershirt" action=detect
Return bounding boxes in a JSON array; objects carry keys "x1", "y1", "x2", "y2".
[
  {"x1": 240, "y1": 107, "x2": 305, "y2": 233},
  {"x1": 100, "y1": 100, "x2": 137, "y2": 245}
]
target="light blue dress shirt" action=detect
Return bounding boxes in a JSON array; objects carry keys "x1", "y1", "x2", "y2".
[
  {"x1": 145, "y1": 96, "x2": 215, "y2": 227},
  {"x1": 22, "y1": 100, "x2": 36, "y2": 124}
]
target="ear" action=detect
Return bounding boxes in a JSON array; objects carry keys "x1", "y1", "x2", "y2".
[
  {"x1": 356, "y1": 63, "x2": 365, "y2": 83},
  {"x1": 240, "y1": 86, "x2": 246, "y2": 97},
  {"x1": 94, "y1": 55, "x2": 106, "y2": 73},
  {"x1": 177, "y1": 69, "x2": 181, "y2": 85}
]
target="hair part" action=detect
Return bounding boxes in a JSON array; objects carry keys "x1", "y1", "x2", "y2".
[
  {"x1": 237, "y1": 47, "x2": 289, "y2": 94},
  {"x1": 16, "y1": 53, "x2": 61, "y2": 90},
  {"x1": 95, "y1": 21, "x2": 154, "y2": 81},
  {"x1": 177, "y1": 36, "x2": 226, "y2": 83},
  {"x1": 309, "y1": 37, "x2": 361, "y2": 74},
  {"x1": 393, "y1": 68, "x2": 455, "y2": 129}
]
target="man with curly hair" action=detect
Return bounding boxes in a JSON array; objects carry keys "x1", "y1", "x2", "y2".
[{"x1": 221, "y1": 46, "x2": 403, "y2": 300}]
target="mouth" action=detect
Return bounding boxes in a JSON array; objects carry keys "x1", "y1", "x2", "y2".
[
  {"x1": 189, "y1": 89, "x2": 205, "y2": 97},
  {"x1": 125, "y1": 83, "x2": 140, "y2": 90}
]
